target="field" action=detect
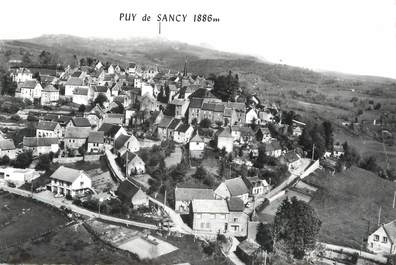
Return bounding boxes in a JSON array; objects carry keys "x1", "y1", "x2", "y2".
[
  {"x1": 0, "y1": 190, "x2": 68, "y2": 248},
  {"x1": 304, "y1": 167, "x2": 396, "y2": 249}
]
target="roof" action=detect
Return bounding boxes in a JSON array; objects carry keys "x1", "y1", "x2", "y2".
[
  {"x1": 383, "y1": 220, "x2": 396, "y2": 244},
  {"x1": 50, "y1": 166, "x2": 85, "y2": 183},
  {"x1": 217, "y1": 128, "x2": 233, "y2": 138},
  {"x1": 0, "y1": 139, "x2": 15, "y2": 150},
  {"x1": 65, "y1": 77, "x2": 84, "y2": 86},
  {"x1": 189, "y1": 98, "x2": 204, "y2": 109},
  {"x1": 73, "y1": 87, "x2": 89, "y2": 96},
  {"x1": 65, "y1": 127, "x2": 91, "y2": 139},
  {"x1": 116, "y1": 180, "x2": 141, "y2": 200},
  {"x1": 71, "y1": 117, "x2": 91, "y2": 127},
  {"x1": 237, "y1": 239, "x2": 260, "y2": 256},
  {"x1": 114, "y1": 134, "x2": 136, "y2": 150},
  {"x1": 225, "y1": 177, "x2": 250, "y2": 197},
  {"x1": 227, "y1": 197, "x2": 245, "y2": 212},
  {"x1": 88, "y1": 131, "x2": 104, "y2": 143},
  {"x1": 98, "y1": 123, "x2": 122, "y2": 137},
  {"x1": 93, "y1": 85, "x2": 109, "y2": 93},
  {"x1": 175, "y1": 186, "x2": 214, "y2": 201},
  {"x1": 189, "y1": 88, "x2": 217, "y2": 100},
  {"x1": 21, "y1": 80, "x2": 38, "y2": 89},
  {"x1": 168, "y1": 119, "x2": 182, "y2": 130},
  {"x1": 37, "y1": 121, "x2": 59, "y2": 131},
  {"x1": 175, "y1": 124, "x2": 191, "y2": 133},
  {"x1": 158, "y1": 115, "x2": 174, "y2": 128},
  {"x1": 190, "y1": 133, "x2": 204, "y2": 143},
  {"x1": 284, "y1": 151, "x2": 300, "y2": 163},
  {"x1": 43, "y1": 85, "x2": 58, "y2": 92},
  {"x1": 192, "y1": 199, "x2": 229, "y2": 214},
  {"x1": 23, "y1": 137, "x2": 58, "y2": 147}
]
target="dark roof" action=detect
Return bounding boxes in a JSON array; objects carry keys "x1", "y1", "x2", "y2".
[
  {"x1": 189, "y1": 88, "x2": 217, "y2": 100},
  {"x1": 23, "y1": 137, "x2": 58, "y2": 147},
  {"x1": 227, "y1": 197, "x2": 245, "y2": 212},
  {"x1": 237, "y1": 239, "x2": 260, "y2": 256},
  {"x1": 157, "y1": 116, "x2": 173, "y2": 128},
  {"x1": 168, "y1": 119, "x2": 182, "y2": 130},
  {"x1": 71, "y1": 117, "x2": 91, "y2": 127},
  {"x1": 73, "y1": 87, "x2": 88, "y2": 96},
  {"x1": 98, "y1": 123, "x2": 122, "y2": 137},
  {"x1": 284, "y1": 151, "x2": 300, "y2": 163},
  {"x1": 21, "y1": 80, "x2": 39, "y2": 89},
  {"x1": 37, "y1": 121, "x2": 59, "y2": 131},
  {"x1": 65, "y1": 77, "x2": 83, "y2": 86},
  {"x1": 225, "y1": 177, "x2": 250, "y2": 196},
  {"x1": 93, "y1": 85, "x2": 109, "y2": 93},
  {"x1": 71, "y1": 71, "x2": 82, "y2": 77},
  {"x1": 116, "y1": 180, "x2": 140, "y2": 200},
  {"x1": 88, "y1": 131, "x2": 104, "y2": 143},
  {"x1": 175, "y1": 124, "x2": 191, "y2": 133},
  {"x1": 114, "y1": 134, "x2": 130, "y2": 150},
  {"x1": 57, "y1": 115, "x2": 72, "y2": 125},
  {"x1": 65, "y1": 127, "x2": 90, "y2": 139}
]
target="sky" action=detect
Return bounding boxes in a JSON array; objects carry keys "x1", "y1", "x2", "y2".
[{"x1": 1, "y1": 0, "x2": 396, "y2": 78}]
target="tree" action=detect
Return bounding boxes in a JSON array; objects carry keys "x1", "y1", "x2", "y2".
[
  {"x1": 199, "y1": 118, "x2": 212, "y2": 128},
  {"x1": 322, "y1": 121, "x2": 334, "y2": 151},
  {"x1": 1, "y1": 73, "x2": 17, "y2": 96},
  {"x1": 22, "y1": 52, "x2": 32, "y2": 65},
  {"x1": 193, "y1": 166, "x2": 208, "y2": 180},
  {"x1": 0, "y1": 155, "x2": 10, "y2": 165},
  {"x1": 359, "y1": 156, "x2": 380, "y2": 173},
  {"x1": 13, "y1": 151, "x2": 33, "y2": 168},
  {"x1": 256, "y1": 223, "x2": 273, "y2": 252},
  {"x1": 35, "y1": 154, "x2": 52, "y2": 171},
  {"x1": 78, "y1": 104, "x2": 86, "y2": 113},
  {"x1": 273, "y1": 197, "x2": 321, "y2": 259},
  {"x1": 341, "y1": 142, "x2": 360, "y2": 168},
  {"x1": 32, "y1": 72, "x2": 41, "y2": 82},
  {"x1": 94, "y1": 93, "x2": 108, "y2": 108}
]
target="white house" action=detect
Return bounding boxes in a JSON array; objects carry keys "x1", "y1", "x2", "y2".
[
  {"x1": 173, "y1": 124, "x2": 194, "y2": 144},
  {"x1": 189, "y1": 133, "x2": 205, "y2": 159},
  {"x1": 36, "y1": 121, "x2": 62, "y2": 138},
  {"x1": 0, "y1": 167, "x2": 40, "y2": 187},
  {"x1": 72, "y1": 87, "x2": 90, "y2": 105},
  {"x1": 23, "y1": 137, "x2": 59, "y2": 156},
  {"x1": 49, "y1": 166, "x2": 93, "y2": 197},
  {"x1": 114, "y1": 133, "x2": 140, "y2": 155},
  {"x1": 41, "y1": 85, "x2": 59, "y2": 106},
  {"x1": 87, "y1": 131, "x2": 105, "y2": 153},
  {"x1": 367, "y1": 220, "x2": 396, "y2": 255},
  {"x1": 18, "y1": 80, "x2": 43, "y2": 101},
  {"x1": 13, "y1": 68, "x2": 32, "y2": 83},
  {"x1": 121, "y1": 152, "x2": 146, "y2": 175},
  {"x1": 65, "y1": 77, "x2": 86, "y2": 97},
  {"x1": 217, "y1": 128, "x2": 234, "y2": 153},
  {"x1": 191, "y1": 199, "x2": 229, "y2": 235},
  {"x1": 245, "y1": 108, "x2": 259, "y2": 124}
]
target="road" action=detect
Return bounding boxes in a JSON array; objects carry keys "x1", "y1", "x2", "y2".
[{"x1": 0, "y1": 185, "x2": 157, "y2": 230}]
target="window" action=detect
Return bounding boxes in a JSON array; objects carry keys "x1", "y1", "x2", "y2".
[
  {"x1": 196, "y1": 213, "x2": 202, "y2": 219},
  {"x1": 80, "y1": 181, "x2": 84, "y2": 186},
  {"x1": 233, "y1": 218, "x2": 239, "y2": 222},
  {"x1": 200, "y1": 222, "x2": 204, "y2": 229},
  {"x1": 206, "y1": 223, "x2": 210, "y2": 229},
  {"x1": 374, "y1": 235, "x2": 379, "y2": 241},
  {"x1": 209, "y1": 214, "x2": 215, "y2": 219},
  {"x1": 383, "y1": 237, "x2": 388, "y2": 243}
]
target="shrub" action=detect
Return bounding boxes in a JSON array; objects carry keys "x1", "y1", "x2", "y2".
[{"x1": 10, "y1": 114, "x2": 20, "y2": 122}]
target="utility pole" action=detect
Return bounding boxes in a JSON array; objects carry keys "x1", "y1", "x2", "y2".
[
  {"x1": 393, "y1": 191, "x2": 396, "y2": 209},
  {"x1": 311, "y1": 144, "x2": 315, "y2": 160},
  {"x1": 164, "y1": 189, "x2": 167, "y2": 206},
  {"x1": 378, "y1": 206, "x2": 382, "y2": 226}
]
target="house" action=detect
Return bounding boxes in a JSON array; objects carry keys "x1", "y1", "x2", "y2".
[
  {"x1": 231, "y1": 126, "x2": 255, "y2": 144},
  {"x1": 215, "y1": 177, "x2": 250, "y2": 204},
  {"x1": 188, "y1": 98, "x2": 204, "y2": 123},
  {"x1": 92, "y1": 85, "x2": 111, "y2": 100},
  {"x1": 48, "y1": 166, "x2": 93, "y2": 197},
  {"x1": 256, "y1": 127, "x2": 272, "y2": 143},
  {"x1": 333, "y1": 143, "x2": 344, "y2": 158},
  {"x1": 216, "y1": 128, "x2": 234, "y2": 153},
  {"x1": 190, "y1": 199, "x2": 229, "y2": 235},
  {"x1": 173, "y1": 124, "x2": 194, "y2": 144},
  {"x1": 292, "y1": 120, "x2": 306, "y2": 137},
  {"x1": 171, "y1": 98, "x2": 189, "y2": 119},
  {"x1": 41, "y1": 85, "x2": 59, "y2": 106},
  {"x1": 139, "y1": 93, "x2": 159, "y2": 112},
  {"x1": 189, "y1": 133, "x2": 205, "y2": 159},
  {"x1": 245, "y1": 108, "x2": 259, "y2": 124},
  {"x1": 67, "y1": 117, "x2": 92, "y2": 129},
  {"x1": 87, "y1": 131, "x2": 105, "y2": 153},
  {"x1": 167, "y1": 118, "x2": 182, "y2": 139},
  {"x1": 127, "y1": 62, "x2": 136, "y2": 74},
  {"x1": 23, "y1": 137, "x2": 59, "y2": 156},
  {"x1": 64, "y1": 127, "x2": 91, "y2": 151},
  {"x1": 116, "y1": 180, "x2": 148, "y2": 208},
  {"x1": 235, "y1": 239, "x2": 261, "y2": 265},
  {"x1": 103, "y1": 113, "x2": 124, "y2": 125},
  {"x1": 0, "y1": 139, "x2": 17, "y2": 159},
  {"x1": 157, "y1": 116, "x2": 174, "y2": 140},
  {"x1": 13, "y1": 68, "x2": 32, "y2": 83},
  {"x1": 65, "y1": 77, "x2": 85, "y2": 97},
  {"x1": 227, "y1": 197, "x2": 249, "y2": 237},
  {"x1": 282, "y1": 151, "x2": 302, "y2": 171},
  {"x1": 120, "y1": 151, "x2": 145, "y2": 175},
  {"x1": 367, "y1": 220, "x2": 396, "y2": 255},
  {"x1": 72, "y1": 87, "x2": 90, "y2": 105},
  {"x1": 98, "y1": 123, "x2": 127, "y2": 144},
  {"x1": 17, "y1": 80, "x2": 43, "y2": 101},
  {"x1": 36, "y1": 121, "x2": 62, "y2": 138},
  {"x1": 174, "y1": 184, "x2": 214, "y2": 214},
  {"x1": 114, "y1": 133, "x2": 140, "y2": 155},
  {"x1": 264, "y1": 141, "x2": 282, "y2": 158},
  {"x1": 244, "y1": 176, "x2": 270, "y2": 197},
  {"x1": 0, "y1": 167, "x2": 40, "y2": 187}
]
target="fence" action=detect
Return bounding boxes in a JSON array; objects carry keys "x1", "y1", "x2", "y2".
[
  {"x1": 53, "y1": 156, "x2": 84, "y2": 163},
  {"x1": 84, "y1": 154, "x2": 102, "y2": 161}
]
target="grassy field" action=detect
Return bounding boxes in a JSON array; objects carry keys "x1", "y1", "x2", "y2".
[
  {"x1": 0, "y1": 190, "x2": 68, "y2": 247},
  {"x1": 304, "y1": 167, "x2": 396, "y2": 249}
]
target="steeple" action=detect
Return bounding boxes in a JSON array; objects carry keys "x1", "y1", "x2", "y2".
[{"x1": 183, "y1": 56, "x2": 188, "y2": 77}]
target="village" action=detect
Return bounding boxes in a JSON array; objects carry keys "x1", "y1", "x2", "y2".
[{"x1": 0, "y1": 55, "x2": 394, "y2": 265}]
